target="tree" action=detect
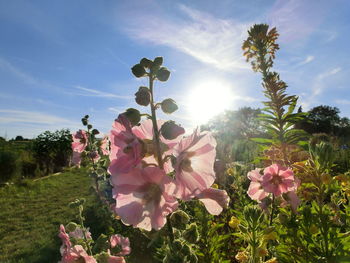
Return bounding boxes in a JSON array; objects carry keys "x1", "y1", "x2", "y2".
[{"x1": 15, "y1": 135, "x2": 24, "y2": 141}]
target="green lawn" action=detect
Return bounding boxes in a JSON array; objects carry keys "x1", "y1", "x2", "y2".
[{"x1": 0, "y1": 168, "x2": 154, "y2": 263}]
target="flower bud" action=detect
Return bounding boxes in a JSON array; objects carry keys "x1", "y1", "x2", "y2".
[
  {"x1": 161, "y1": 98, "x2": 178, "y2": 114},
  {"x1": 140, "y1": 57, "x2": 153, "y2": 69},
  {"x1": 91, "y1": 129, "x2": 99, "y2": 135},
  {"x1": 156, "y1": 67, "x2": 171, "y2": 82},
  {"x1": 153, "y1": 56, "x2": 163, "y2": 67},
  {"x1": 170, "y1": 210, "x2": 190, "y2": 230},
  {"x1": 65, "y1": 222, "x2": 78, "y2": 232},
  {"x1": 124, "y1": 108, "x2": 141, "y2": 126},
  {"x1": 160, "y1": 121, "x2": 185, "y2": 140},
  {"x1": 87, "y1": 124, "x2": 93, "y2": 129},
  {"x1": 131, "y1": 64, "x2": 146, "y2": 78},
  {"x1": 183, "y1": 223, "x2": 199, "y2": 243},
  {"x1": 81, "y1": 118, "x2": 88, "y2": 126},
  {"x1": 135, "y1": 86, "x2": 151, "y2": 106}
]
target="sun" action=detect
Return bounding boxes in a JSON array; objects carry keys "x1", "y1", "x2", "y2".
[{"x1": 185, "y1": 79, "x2": 234, "y2": 125}]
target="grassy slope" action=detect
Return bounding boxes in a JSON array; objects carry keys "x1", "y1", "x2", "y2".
[{"x1": 0, "y1": 168, "x2": 96, "y2": 262}]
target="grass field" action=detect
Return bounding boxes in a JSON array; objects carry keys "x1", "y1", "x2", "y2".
[{"x1": 0, "y1": 168, "x2": 154, "y2": 263}]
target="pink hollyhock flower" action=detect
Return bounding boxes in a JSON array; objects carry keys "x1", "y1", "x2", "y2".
[
  {"x1": 261, "y1": 164, "x2": 296, "y2": 196},
  {"x1": 109, "y1": 114, "x2": 143, "y2": 175},
  {"x1": 111, "y1": 166, "x2": 178, "y2": 231},
  {"x1": 172, "y1": 128, "x2": 217, "y2": 199},
  {"x1": 59, "y1": 224, "x2": 71, "y2": 252},
  {"x1": 196, "y1": 188, "x2": 230, "y2": 215},
  {"x1": 72, "y1": 130, "x2": 88, "y2": 153},
  {"x1": 60, "y1": 245, "x2": 96, "y2": 263},
  {"x1": 69, "y1": 227, "x2": 92, "y2": 240},
  {"x1": 107, "y1": 255, "x2": 126, "y2": 263},
  {"x1": 247, "y1": 168, "x2": 268, "y2": 201},
  {"x1": 72, "y1": 151, "x2": 82, "y2": 167},
  {"x1": 101, "y1": 135, "x2": 110, "y2": 155},
  {"x1": 132, "y1": 119, "x2": 183, "y2": 172},
  {"x1": 89, "y1": 151, "x2": 101, "y2": 163},
  {"x1": 282, "y1": 191, "x2": 301, "y2": 213},
  {"x1": 109, "y1": 234, "x2": 131, "y2": 256}
]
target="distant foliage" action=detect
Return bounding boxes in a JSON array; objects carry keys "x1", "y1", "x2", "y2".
[
  {"x1": 32, "y1": 129, "x2": 72, "y2": 175},
  {"x1": 0, "y1": 151, "x2": 19, "y2": 183}
]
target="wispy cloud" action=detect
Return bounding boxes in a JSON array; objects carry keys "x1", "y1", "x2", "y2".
[
  {"x1": 0, "y1": 57, "x2": 37, "y2": 85},
  {"x1": 298, "y1": 55, "x2": 314, "y2": 66},
  {"x1": 0, "y1": 109, "x2": 75, "y2": 125},
  {"x1": 72, "y1": 85, "x2": 132, "y2": 99},
  {"x1": 123, "y1": 4, "x2": 250, "y2": 71}
]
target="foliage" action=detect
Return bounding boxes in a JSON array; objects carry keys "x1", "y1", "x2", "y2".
[
  {"x1": 0, "y1": 151, "x2": 19, "y2": 183},
  {"x1": 32, "y1": 129, "x2": 72, "y2": 175}
]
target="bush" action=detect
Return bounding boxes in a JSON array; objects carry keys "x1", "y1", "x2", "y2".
[{"x1": 0, "y1": 151, "x2": 19, "y2": 183}]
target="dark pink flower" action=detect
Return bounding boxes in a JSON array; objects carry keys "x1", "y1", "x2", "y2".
[
  {"x1": 261, "y1": 164, "x2": 296, "y2": 196},
  {"x1": 108, "y1": 114, "x2": 143, "y2": 175},
  {"x1": 172, "y1": 128, "x2": 217, "y2": 199},
  {"x1": 247, "y1": 168, "x2": 268, "y2": 201},
  {"x1": 196, "y1": 188, "x2": 230, "y2": 215},
  {"x1": 111, "y1": 166, "x2": 178, "y2": 231},
  {"x1": 72, "y1": 130, "x2": 88, "y2": 153}
]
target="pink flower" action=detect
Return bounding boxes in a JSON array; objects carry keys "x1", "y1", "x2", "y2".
[
  {"x1": 72, "y1": 130, "x2": 88, "y2": 153},
  {"x1": 72, "y1": 151, "x2": 82, "y2": 167},
  {"x1": 69, "y1": 227, "x2": 92, "y2": 240},
  {"x1": 109, "y1": 114, "x2": 143, "y2": 175},
  {"x1": 59, "y1": 224, "x2": 71, "y2": 253},
  {"x1": 261, "y1": 164, "x2": 296, "y2": 196},
  {"x1": 111, "y1": 166, "x2": 178, "y2": 231},
  {"x1": 196, "y1": 188, "x2": 230, "y2": 215},
  {"x1": 60, "y1": 245, "x2": 96, "y2": 263},
  {"x1": 89, "y1": 151, "x2": 101, "y2": 163},
  {"x1": 101, "y1": 135, "x2": 110, "y2": 155},
  {"x1": 247, "y1": 168, "x2": 268, "y2": 201},
  {"x1": 132, "y1": 119, "x2": 183, "y2": 172},
  {"x1": 282, "y1": 191, "x2": 301, "y2": 213},
  {"x1": 107, "y1": 255, "x2": 126, "y2": 263},
  {"x1": 172, "y1": 128, "x2": 217, "y2": 199},
  {"x1": 109, "y1": 234, "x2": 131, "y2": 256}
]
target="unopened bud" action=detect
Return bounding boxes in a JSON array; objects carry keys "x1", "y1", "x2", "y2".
[
  {"x1": 161, "y1": 98, "x2": 178, "y2": 114},
  {"x1": 170, "y1": 210, "x2": 190, "y2": 230},
  {"x1": 135, "y1": 86, "x2": 150, "y2": 106},
  {"x1": 140, "y1": 58, "x2": 153, "y2": 69},
  {"x1": 91, "y1": 129, "x2": 99, "y2": 135},
  {"x1": 156, "y1": 67, "x2": 170, "y2": 82},
  {"x1": 183, "y1": 223, "x2": 199, "y2": 243},
  {"x1": 66, "y1": 222, "x2": 78, "y2": 232},
  {"x1": 131, "y1": 64, "x2": 146, "y2": 78},
  {"x1": 124, "y1": 108, "x2": 141, "y2": 126},
  {"x1": 160, "y1": 121, "x2": 185, "y2": 140},
  {"x1": 81, "y1": 118, "x2": 88, "y2": 126}
]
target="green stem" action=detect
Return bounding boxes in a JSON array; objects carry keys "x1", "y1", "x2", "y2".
[
  {"x1": 78, "y1": 206, "x2": 93, "y2": 255},
  {"x1": 269, "y1": 195, "x2": 276, "y2": 226}
]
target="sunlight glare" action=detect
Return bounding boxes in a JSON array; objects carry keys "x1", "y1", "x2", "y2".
[{"x1": 186, "y1": 79, "x2": 233, "y2": 125}]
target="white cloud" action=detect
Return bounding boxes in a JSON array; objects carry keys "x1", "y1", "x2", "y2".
[
  {"x1": 73, "y1": 85, "x2": 132, "y2": 99},
  {"x1": 298, "y1": 55, "x2": 314, "y2": 66},
  {"x1": 123, "y1": 4, "x2": 250, "y2": 71}
]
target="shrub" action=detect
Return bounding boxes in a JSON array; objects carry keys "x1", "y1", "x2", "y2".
[{"x1": 0, "y1": 151, "x2": 19, "y2": 183}]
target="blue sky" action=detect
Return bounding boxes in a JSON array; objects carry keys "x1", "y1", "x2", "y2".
[{"x1": 0, "y1": 0, "x2": 349, "y2": 139}]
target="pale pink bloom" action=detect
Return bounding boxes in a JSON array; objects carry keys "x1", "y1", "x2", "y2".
[
  {"x1": 60, "y1": 245, "x2": 96, "y2": 263},
  {"x1": 196, "y1": 188, "x2": 230, "y2": 215},
  {"x1": 132, "y1": 119, "x2": 183, "y2": 172},
  {"x1": 101, "y1": 135, "x2": 110, "y2": 155},
  {"x1": 58, "y1": 224, "x2": 71, "y2": 253},
  {"x1": 111, "y1": 166, "x2": 178, "y2": 231},
  {"x1": 172, "y1": 128, "x2": 217, "y2": 199},
  {"x1": 283, "y1": 191, "x2": 301, "y2": 213},
  {"x1": 72, "y1": 151, "x2": 82, "y2": 167},
  {"x1": 72, "y1": 130, "x2": 88, "y2": 153},
  {"x1": 247, "y1": 168, "x2": 268, "y2": 201},
  {"x1": 69, "y1": 227, "x2": 92, "y2": 240},
  {"x1": 109, "y1": 234, "x2": 131, "y2": 256},
  {"x1": 109, "y1": 114, "x2": 143, "y2": 175},
  {"x1": 261, "y1": 164, "x2": 296, "y2": 196}
]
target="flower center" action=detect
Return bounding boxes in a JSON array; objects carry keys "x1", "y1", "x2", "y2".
[
  {"x1": 270, "y1": 174, "x2": 282, "y2": 185},
  {"x1": 142, "y1": 183, "x2": 162, "y2": 205},
  {"x1": 179, "y1": 151, "x2": 196, "y2": 172}
]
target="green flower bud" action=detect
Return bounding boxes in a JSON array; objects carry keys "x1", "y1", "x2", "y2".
[
  {"x1": 153, "y1": 56, "x2": 163, "y2": 67},
  {"x1": 160, "y1": 121, "x2": 185, "y2": 140},
  {"x1": 135, "y1": 86, "x2": 151, "y2": 106},
  {"x1": 84, "y1": 115, "x2": 89, "y2": 119},
  {"x1": 124, "y1": 108, "x2": 141, "y2": 126},
  {"x1": 131, "y1": 64, "x2": 146, "y2": 78},
  {"x1": 161, "y1": 98, "x2": 178, "y2": 114},
  {"x1": 170, "y1": 210, "x2": 190, "y2": 230},
  {"x1": 156, "y1": 67, "x2": 171, "y2": 82},
  {"x1": 87, "y1": 124, "x2": 93, "y2": 129},
  {"x1": 92, "y1": 129, "x2": 99, "y2": 135},
  {"x1": 81, "y1": 118, "x2": 88, "y2": 126},
  {"x1": 140, "y1": 58, "x2": 153, "y2": 69},
  {"x1": 65, "y1": 222, "x2": 78, "y2": 232},
  {"x1": 183, "y1": 223, "x2": 199, "y2": 243}
]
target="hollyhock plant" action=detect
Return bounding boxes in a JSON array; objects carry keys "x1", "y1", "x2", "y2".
[
  {"x1": 109, "y1": 234, "x2": 131, "y2": 256},
  {"x1": 108, "y1": 114, "x2": 143, "y2": 175},
  {"x1": 59, "y1": 245, "x2": 97, "y2": 263},
  {"x1": 110, "y1": 166, "x2": 178, "y2": 231},
  {"x1": 261, "y1": 163, "x2": 297, "y2": 196},
  {"x1": 172, "y1": 128, "x2": 217, "y2": 199}
]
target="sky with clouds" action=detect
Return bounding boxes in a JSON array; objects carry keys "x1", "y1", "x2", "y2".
[{"x1": 0, "y1": 0, "x2": 349, "y2": 139}]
